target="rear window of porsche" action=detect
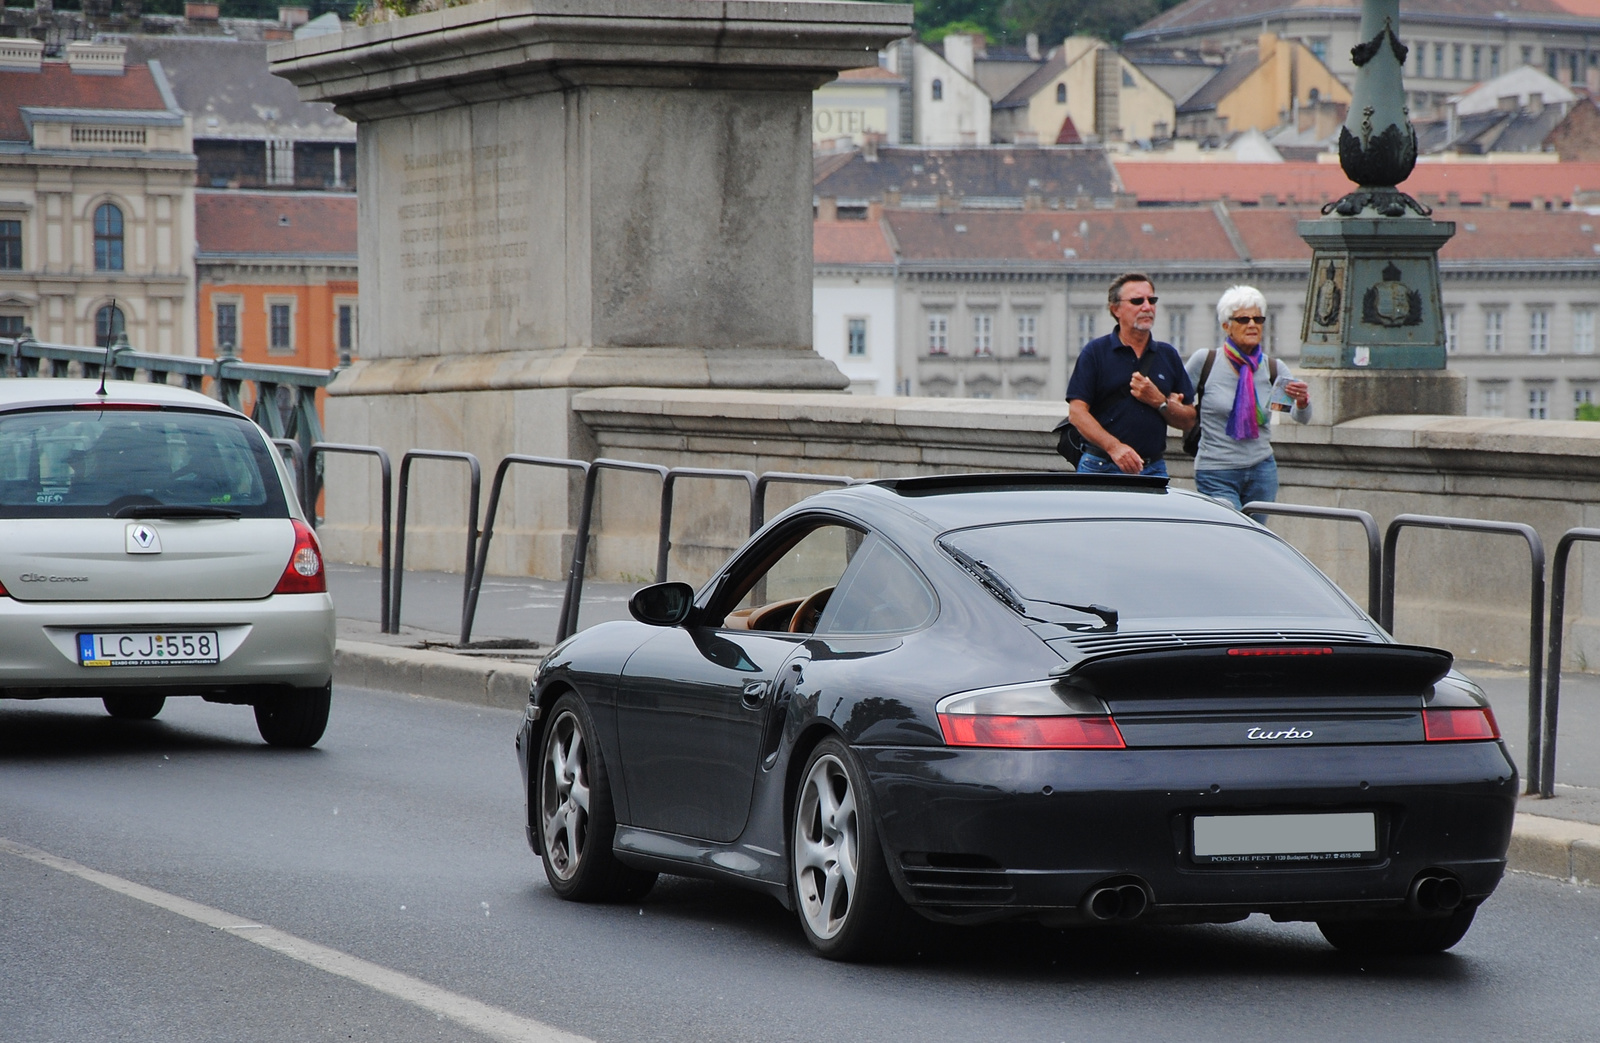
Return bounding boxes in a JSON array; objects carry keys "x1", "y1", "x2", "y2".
[
  {"x1": 941, "y1": 519, "x2": 1361, "y2": 624},
  {"x1": 0, "y1": 407, "x2": 289, "y2": 519}
]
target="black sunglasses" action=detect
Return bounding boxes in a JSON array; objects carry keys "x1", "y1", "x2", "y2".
[
  {"x1": 1119, "y1": 296, "x2": 1159, "y2": 306},
  {"x1": 1229, "y1": 315, "x2": 1267, "y2": 325}
]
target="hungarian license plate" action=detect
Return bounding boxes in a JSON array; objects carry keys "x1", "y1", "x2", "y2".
[
  {"x1": 1191, "y1": 812, "x2": 1377, "y2": 864},
  {"x1": 78, "y1": 631, "x2": 220, "y2": 667}
]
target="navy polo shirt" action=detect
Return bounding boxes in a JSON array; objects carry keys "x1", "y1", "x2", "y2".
[{"x1": 1065, "y1": 329, "x2": 1195, "y2": 463}]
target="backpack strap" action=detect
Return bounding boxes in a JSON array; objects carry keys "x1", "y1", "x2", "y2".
[{"x1": 1194, "y1": 348, "x2": 1217, "y2": 408}]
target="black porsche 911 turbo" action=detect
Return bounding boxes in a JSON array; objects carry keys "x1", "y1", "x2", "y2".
[{"x1": 514, "y1": 472, "x2": 1516, "y2": 960}]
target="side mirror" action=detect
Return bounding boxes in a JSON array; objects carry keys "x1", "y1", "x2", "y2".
[{"x1": 629, "y1": 581, "x2": 696, "y2": 627}]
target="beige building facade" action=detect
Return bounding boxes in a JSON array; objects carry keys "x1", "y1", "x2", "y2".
[{"x1": 0, "y1": 41, "x2": 197, "y2": 353}]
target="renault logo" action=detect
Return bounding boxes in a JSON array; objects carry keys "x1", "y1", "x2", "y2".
[{"x1": 125, "y1": 523, "x2": 162, "y2": 555}]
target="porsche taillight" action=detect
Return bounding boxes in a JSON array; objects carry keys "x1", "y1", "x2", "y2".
[
  {"x1": 1422, "y1": 706, "x2": 1500, "y2": 742},
  {"x1": 936, "y1": 681, "x2": 1125, "y2": 750},
  {"x1": 273, "y1": 520, "x2": 326, "y2": 595}
]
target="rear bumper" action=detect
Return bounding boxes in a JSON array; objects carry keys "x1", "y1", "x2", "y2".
[
  {"x1": 0, "y1": 593, "x2": 334, "y2": 696},
  {"x1": 861, "y1": 741, "x2": 1517, "y2": 924}
]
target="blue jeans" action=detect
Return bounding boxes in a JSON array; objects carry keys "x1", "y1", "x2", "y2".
[
  {"x1": 1194, "y1": 457, "x2": 1279, "y2": 516},
  {"x1": 1077, "y1": 453, "x2": 1168, "y2": 478}
]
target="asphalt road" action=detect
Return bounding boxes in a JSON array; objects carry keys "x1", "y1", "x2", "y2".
[{"x1": 5, "y1": 686, "x2": 1600, "y2": 1043}]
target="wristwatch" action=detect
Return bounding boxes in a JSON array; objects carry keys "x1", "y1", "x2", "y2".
[{"x1": 1157, "y1": 400, "x2": 1170, "y2": 414}]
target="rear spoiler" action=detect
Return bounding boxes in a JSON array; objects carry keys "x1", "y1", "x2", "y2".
[{"x1": 1060, "y1": 642, "x2": 1453, "y2": 696}]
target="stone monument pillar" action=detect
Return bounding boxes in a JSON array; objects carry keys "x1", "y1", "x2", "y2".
[
  {"x1": 1296, "y1": 0, "x2": 1465, "y2": 424},
  {"x1": 269, "y1": 0, "x2": 912, "y2": 576}
]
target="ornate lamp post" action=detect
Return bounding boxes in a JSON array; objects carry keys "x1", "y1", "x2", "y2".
[{"x1": 1297, "y1": 0, "x2": 1465, "y2": 421}]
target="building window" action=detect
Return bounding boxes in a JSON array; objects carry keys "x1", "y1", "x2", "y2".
[
  {"x1": 268, "y1": 301, "x2": 293, "y2": 354},
  {"x1": 1529, "y1": 309, "x2": 1550, "y2": 354},
  {"x1": 931, "y1": 78, "x2": 943, "y2": 102},
  {"x1": 1056, "y1": 83, "x2": 1066, "y2": 104},
  {"x1": 93, "y1": 203, "x2": 123, "y2": 271},
  {"x1": 1529, "y1": 386, "x2": 1550, "y2": 419},
  {"x1": 1471, "y1": 45, "x2": 1482, "y2": 80},
  {"x1": 267, "y1": 137, "x2": 295, "y2": 186},
  {"x1": 0, "y1": 315, "x2": 24, "y2": 337},
  {"x1": 1574, "y1": 308, "x2": 1595, "y2": 354},
  {"x1": 94, "y1": 303, "x2": 124, "y2": 348},
  {"x1": 1482, "y1": 385, "x2": 1506, "y2": 417},
  {"x1": 927, "y1": 313, "x2": 948, "y2": 354},
  {"x1": 1444, "y1": 308, "x2": 1459, "y2": 354},
  {"x1": 1549, "y1": 51, "x2": 1559, "y2": 78},
  {"x1": 1490, "y1": 46, "x2": 1501, "y2": 78},
  {"x1": 1121, "y1": 68, "x2": 1136, "y2": 88},
  {"x1": 1575, "y1": 386, "x2": 1595, "y2": 418},
  {"x1": 846, "y1": 317, "x2": 867, "y2": 356},
  {"x1": 1413, "y1": 41, "x2": 1425, "y2": 76},
  {"x1": 215, "y1": 301, "x2": 238, "y2": 355},
  {"x1": 1434, "y1": 43, "x2": 1445, "y2": 77},
  {"x1": 337, "y1": 302, "x2": 358, "y2": 364},
  {"x1": 1076, "y1": 310, "x2": 1098, "y2": 356},
  {"x1": 1523, "y1": 46, "x2": 1535, "y2": 68},
  {"x1": 1168, "y1": 308, "x2": 1188, "y2": 353},
  {"x1": 1484, "y1": 308, "x2": 1504, "y2": 353},
  {"x1": 1308, "y1": 37, "x2": 1328, "y2": 63},
  {"x1": 0, "y1": 220, "x2": 19, "y2": 270},
  {"x1": 1452, "y1": 44, "x2": 1463, "y2": 80},
  {"x1": 973, "y1": 313, "x2": 993, "y2": 356},
  {"x1": 1017, "y1": 313, "x2": 1037, "y2": 356}
]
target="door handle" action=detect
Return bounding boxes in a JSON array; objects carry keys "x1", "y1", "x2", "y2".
[{"x1": 742, "y1": 680, "x2": 767, "y2": 708}]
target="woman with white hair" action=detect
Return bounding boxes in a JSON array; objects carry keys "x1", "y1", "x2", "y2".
[{"x1": 1184, "y1": 285, "x2": 1312, "y2": 511}]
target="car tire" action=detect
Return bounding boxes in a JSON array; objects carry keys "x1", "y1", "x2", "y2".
[
  {"x1": 537, "y1": 694, "x2": 657, "y2": 902},
  {"x1": 254, "y1": 682, "x2": 331, "y2": 748},
  {"x1": 103, "y1": 694, "x2": 165, "y2": 720},
  {"x1": 1317, "y1": 906, "x2": 1477, "y2": 956},
  {"x1": 791, "y1": 737, "x2": 916, "y2": 961}
]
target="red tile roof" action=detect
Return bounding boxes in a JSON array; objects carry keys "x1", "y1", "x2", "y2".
[
  {"x1": 836, "y1": 66, "x2": 902, "y2": 82},
  {"x1": 1137, "y1": 0, "x2": 1592, "y2": 36},
  {"x1": 0, "y1": 63, "x2": 169, "y2": 142},
  {"x1": 814, "y1": 220, "x2": 894, "y2": 264},
  {"x1": 195, "y1": 191, "x2": 357, "y2": 258},
  {"x1": 813, "y1": 206, "x2": 1600, "y2": 266},
  {"x1": 1114, "y1": 161, "x2": 1600, "y2": 206}
]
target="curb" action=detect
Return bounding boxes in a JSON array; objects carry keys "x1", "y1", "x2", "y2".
[
  {"x1": 335, "y1": 640, "x2": 536, "y2": 712},
  {"x1": 333, "y1": 642, "x2": 1600, "y2": 884}
]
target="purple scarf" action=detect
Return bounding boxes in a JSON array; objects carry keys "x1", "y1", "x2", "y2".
[{"x1": 1222, "y1": 338, "x2": 1266, "y2": 440}]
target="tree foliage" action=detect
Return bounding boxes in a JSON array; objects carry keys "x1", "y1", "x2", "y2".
[{"x1": 890, "y1": 0, "x2": 1188, "y2": 48}]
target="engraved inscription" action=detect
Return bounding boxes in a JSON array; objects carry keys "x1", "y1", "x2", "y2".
[{"x1": 396, "y1": 141, "x2": 531, "y2": 319}]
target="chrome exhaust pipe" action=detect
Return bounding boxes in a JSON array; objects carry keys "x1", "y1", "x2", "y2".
[
  {"x1": 1408, "y1": 873, "x2": 1464, "y2": 914},
  {"x1": 1081, "y1": 886, "x2": 1123, "y2": 921},
  {"x1": 1115, "y1": 883, "x2": 1148, "y2": 920}
]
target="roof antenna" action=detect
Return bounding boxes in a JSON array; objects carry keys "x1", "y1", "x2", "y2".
[{"x1": 96, "y1": 298, "x2": 117, "y2": 397}]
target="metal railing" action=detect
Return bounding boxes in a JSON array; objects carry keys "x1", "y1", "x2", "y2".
[
  {"x1": 1243, "y1": 503, "x2": 1383, "y2": 619},
  {"x1": 658, "y1": 467, "x2": 759, "y2": 583},
  {"x1": 392, "y1": 450, "x2": 481, "y2": 643},
  {"x1": 751, "y1": 471, "x2": 859, "y2": 531},
  {"x1": 1381, "y1": 514, "x2": 1546, "y2": 794},
  {"x1": 1541, "y1": 528, "x2": 1600, "y2": 798},
  {"x1": 0, "y1": 337, "x2": 334, "y2": 467},
  {"x1": 309, "y1": 444, "x2": 394, "y2": 633},
  {"x1": 561, "y1": 460, "x2": 672, "y2": 642}
]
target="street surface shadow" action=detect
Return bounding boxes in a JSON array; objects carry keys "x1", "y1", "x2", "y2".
[
  {"x1": 550, "y1": 874, "x2": 1476, "y2": 983},
  {"x1": 0, "y1": 702, "x2": 281, "y2": 760}
]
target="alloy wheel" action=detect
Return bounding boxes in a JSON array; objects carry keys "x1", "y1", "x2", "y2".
[
  {"x1": 794, "y1": 753, "x2": 859, "y2": 940},
  {"x1": 541, "y1": 710, "x2": 591, "y2": 880}
]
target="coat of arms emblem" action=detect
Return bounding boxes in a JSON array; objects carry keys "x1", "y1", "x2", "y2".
[{"x1": 1361, "y1": 261, "x2": 1422, "y2": 328}]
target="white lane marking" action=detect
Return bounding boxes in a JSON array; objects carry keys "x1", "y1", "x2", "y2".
[{"x1": 0, "y1": 836, "x2": 590, "y2": 1043}]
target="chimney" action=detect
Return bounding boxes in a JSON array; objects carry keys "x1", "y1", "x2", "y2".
[
  {"x1": 1498, "y1": 95, "x2": 1518, "y2": 112},
  {"x1": 817, "y1": 196, "x2": 837, "y2": 222},
  {"x1": 1026, "y1": 33, "x2": 1039, "y2": 61},
  {"x1": 278, "y1": 5, "x2": 308, "y2": 26},
  {"x1": 64, "y1": 41, "x2": 126, "y2": 76},
  {"x1": 885, "y1": 186, "x2": 901, "y2": 207},
  {"x1": 184, "y1": 1, "x2": 218, "y2": 21},
  {"x1": 1258, "y1": 31, "x2": 1278, "y2": 60},
  {"x1": 943, "y1": 33, "x2": 975, "y2": 79},
  {"x1": 862, "y1": 131, "x2": 882, "y2": 162},
  {"x1": 0, "y1": 37, "x2": 43, "y2": 72},
  {"x1": 1528, "y1": 92, "x2": 1545, "y2": 116},
  {"x1": 1446, "y1": 100, "x2": 1458, "y2": 143}
]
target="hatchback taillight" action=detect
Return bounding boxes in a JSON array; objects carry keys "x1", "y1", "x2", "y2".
[
  {"x1": 936, "y1": 681, "x2": 1126, "y2": 749},
  {"x1": 273, "y1": 520, "x2": 326, "y2": 594},
  {"x1": 1422, "y1": 707, "x2": 1500, "y2": 742}
]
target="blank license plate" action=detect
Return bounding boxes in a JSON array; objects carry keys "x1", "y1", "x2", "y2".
[
  {"x1": 1192, "y1": 812, "x2": 1377, "y2": 864},
  {"x1": 79, "y1": 631, "x2": 220, "y2": 667}
]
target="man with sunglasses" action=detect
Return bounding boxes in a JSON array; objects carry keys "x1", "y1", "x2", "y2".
[{"x1": 1065, "y1": 272, "x2": 1196, "y2": 476}]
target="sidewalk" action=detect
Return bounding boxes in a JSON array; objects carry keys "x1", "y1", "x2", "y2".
[{"x1": 328, "y1": 563, "x2": 1600, "y2": 886}]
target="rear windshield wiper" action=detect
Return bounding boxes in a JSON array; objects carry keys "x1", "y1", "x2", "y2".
[
  {"x1": 113, "y1": 504, "x2": 242, "y2": 519},
  {"x1": 943, "y1": 544, "x2": 1118, "y2": 629}
]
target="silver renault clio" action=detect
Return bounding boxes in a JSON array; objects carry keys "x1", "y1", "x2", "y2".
[{"x1": 0, "y1": 379, "x2": 335, "y2": 746}]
